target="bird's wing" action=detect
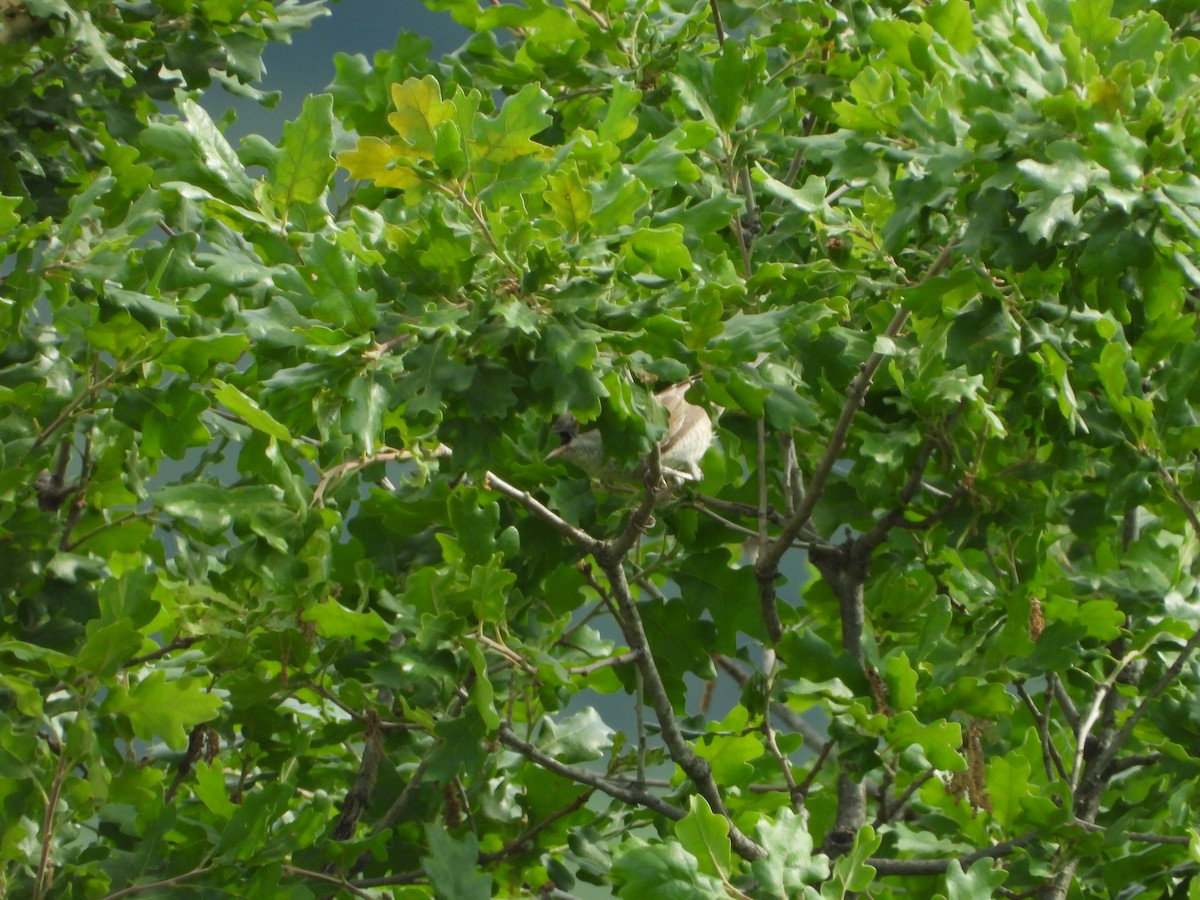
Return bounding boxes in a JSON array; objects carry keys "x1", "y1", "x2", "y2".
[{"x1": 656, "y1": 383, "x2": 709, "y2": 456}]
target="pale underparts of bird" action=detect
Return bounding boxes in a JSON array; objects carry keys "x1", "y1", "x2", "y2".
[{"x1": 546, "y1": 381, "x2": 714, "y2": 484}]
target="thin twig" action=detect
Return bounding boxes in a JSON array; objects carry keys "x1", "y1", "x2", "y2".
[
  {"x1": 867, "y1": 829, "x2": 1039, "y2": 875},
  {"x1": 795, "y1": 740, "x2": 834, "y2": 802},
  {"x1": 1075, "y1": 821, "x2": 1190, "y2": 846},
  {"x1": 124, "y1": 636, "x2": 205, "y2": 668},
  {"x1": 874, "y1": 770, "x2": 935, "y2": 827},
  {"x1": 565, "y1": 650, "x2": 640, "y2": 676},
  {"x1": 1158, "y1": 463, "x2": 1200, "y2": 537},
  {"x1": 31, "y1": 368, "x2": 124, "y2": 452},
  {"x1": 100, "y1": 867, "x2": 213, "y2": 900},
  {"x1": 595, "y1": 548, "x2": 766, "y2": 860},
  {"x1": 497, "y1": 724, "x2": 685, "y2": 821},
  {"x1": 34, "y1": 748, "x2": 69, "y2": 900},
  {"x1": 709, "y1": 0, "x2": 725, "y2": 45},
  {"x1": 1013, "y1": 681, "x2": 1067, "y2": 782},
  {"x1": 1050, "y1": 674, "x2": 1079, "y2": 729},
  {"x1": 282, "y1": 865, "x2": 376, "y2": 899},
  {"x1": 479, "y1": 791, "x2": 595, "y2": 864},
  {"x1": 485, "y1": 471, "x2": 602, "y2": 552}
]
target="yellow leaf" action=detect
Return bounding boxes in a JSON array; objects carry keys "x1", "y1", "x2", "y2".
[
  {"x1": 388, "y1": 75, "x2": 456, "y2": 148},
  {"x1": 338, "y1": 137, "x2": 424, "y2": 190}
]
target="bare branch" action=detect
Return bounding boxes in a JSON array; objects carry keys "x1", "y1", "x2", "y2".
[
  {"x1": 1051, "y1": 675, "x2": 1079, "y2": 729},
  {"x1": 1158, "y1": 462, "x2": 1200, "y2": 537},
  {"x1": 330, "y1": 713, "x2": 384, "y2": 841},
  {"x1": 858, "y1": 407, "x2": 963, "y2": 552},
  {"x1": 600, "y1": 451, "x2": 665, "y2": 562},
  {"x1": 1104, "y1": 752, "x2": 1160, "y2": 777},
  {"x1": 32, "y1": 367, "x2": 124, "y2": 452},
  {"x1": 313, "y1": 446, "x2": 448, "y2": 507},
  {"x1": 761, "y1": 715, "x2": 800, "y2": 812},
  {"x1": 709, "y1": 0, "x2": 725, "y2": 46},
  {"x1": 286, "y1": 867, "x2": 376, "y2": 899}
]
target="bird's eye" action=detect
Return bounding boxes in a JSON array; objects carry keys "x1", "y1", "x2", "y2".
[{"x1": 555, "y1": 430, "x2": 572, "y2": 446}]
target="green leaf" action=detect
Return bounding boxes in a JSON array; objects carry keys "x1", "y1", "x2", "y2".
[
  {"x1": 470, "y1": 83, "x2": 552, "y2": 167},
  {"x1": 945, "y1": 858, "x2": 1008, "y2": 898},
  {"x1": 751, "y1": 809, "x2": 828, "y2": 899},
  {"x1": 613, "y1": 841, "x2": 727, "y2": 899},
  {"x1": 423, "y1": 826, "x2": 492, "y2": 900},
  {"x1": 160, "y1": 334, "x2": 250, "y2": 378},
  {"x1": 103, "y1": 672, "x2": 222, "y2": 751},
  {"x1": 674, "y1": 795, "x2": 733, "y2": 881},
  {"x1": 194, "y1": 760, "x2": 238, "y2": 819},
  {"x1": 447, "y1": 490, "x2": 501, "y2": 566},
  {"x1": 676, "y1": 551, "x2": 765, "y2": 653},
  {"x1": 271, "y1": 93, "x2": 336, "y2": 210},
  {"x1": 887, "y1": 712, "x2": 965, "y2": 771},
  {"x1": 464, "y1": 639, "x2": 500, "y2": 730},
  {"x1": 301, "y1": 600, "x2": 390, "y2": 646},
  {"x1": 338, "y1": 135, "x2": 425, "y2": 190},
  {"x1": 0, "y1": 195, "x2": 21, "y2": 236},
  {"x1": 823, "y1": 826, "x2": 880, "y2": 897},
  {"x1": 1071, "y1": 0, "x2": 1121, "y2": 49},
  {"x1": 212, "y1": 380, "x2": 293, "y2": 443},
  {"x1": 77, "y1": 619, "x2": 144, "y2": 678},
  {"x1": 711, "y1": 46, "x2": 750, "y2": 131},
  {"x1": 928, "y1": 0, "x2": 977, "y2": 53},
  {"x1": 598, "y1": 82, "x2": 642, "y2": 145},
  {"x1": 620, "y1": 224, "x2": 693, "y2": 278},
  {"x1": 539, "y1": 708, "x2": 614, "y2": 764},
  {"x1": 986, "y1": 754, "x2": 1031, "y2": 830},
  {"x1": 695, "y1": 723, "x2": 764, "y2": 785},
  {"x1": 545, "y1": 161, "x2": 591, "y2": 235}
]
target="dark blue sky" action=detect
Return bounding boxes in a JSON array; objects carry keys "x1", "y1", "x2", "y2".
[{"x1": 217, "y1": 0, "x2": 466, "y2": 138}]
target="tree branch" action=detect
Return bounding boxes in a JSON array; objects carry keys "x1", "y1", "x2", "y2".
[
  {"x1": 858, "y1": 406, "x2": 963, "y2": 552},
  {"x1": 1092, "y1": 628, "x2": 1200, "y2": 779},
  {"x1": 490, "y1": 463, "x2": 763, "y2": 857},
  {"x1": 100, "y1": 867, "x2": 214, "y2": 900},
  {"x1": 755, "y1": 242, "x2": 958, "y2": 642},
  {"x1": 867, "y1": 829, "x2": 1039, "y2": 876},
  {"x1": 565, "y1": 650, "x2": 640, "y2": 675},
  {"x1": 124, "y1": 635, "x2": 204, "y2": 669},
  {"x1": 497, "y1": 724, "x2": 685, "y2": 821},
  {"x1": 594, "y1": 550, "x2": 766, "y2": 860},
  {"x1": 479, "y1": 790, "x2": 595, "y2": 865},
  {"x1": 484, "y1": 471, "x2": 602, "y2": 553}
]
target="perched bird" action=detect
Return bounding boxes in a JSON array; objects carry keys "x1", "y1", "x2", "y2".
[{"x1": 547, "y1": 380, "x2": 714, "y2": 483}]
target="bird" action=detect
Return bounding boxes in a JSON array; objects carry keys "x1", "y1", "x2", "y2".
[{"x1": 546, "y1": 380, "x2": 714, "y2": 484}]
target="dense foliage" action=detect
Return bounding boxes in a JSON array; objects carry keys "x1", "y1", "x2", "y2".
[{"x1": 4, "y1": 0, "x2": 1200, "y2": 896}]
